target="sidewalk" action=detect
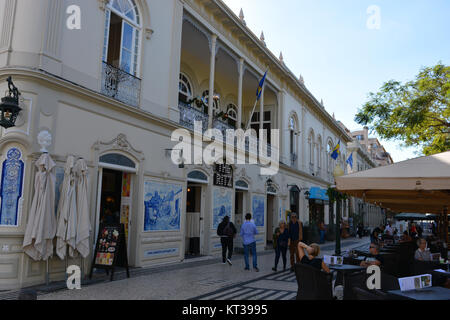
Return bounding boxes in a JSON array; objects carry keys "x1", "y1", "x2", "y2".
[{"x1": 4, "y1": 236, "x2": 370, "y2": 300}]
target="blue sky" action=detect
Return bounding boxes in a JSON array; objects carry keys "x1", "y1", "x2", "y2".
[{"x1": 222, "y1": 0, "x2": 450, "y2": 162}]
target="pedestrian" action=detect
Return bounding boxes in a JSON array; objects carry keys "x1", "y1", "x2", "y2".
[
  {"x1": 319, "y1": 221, "x2": 326, "y2": 244},
  {"x1": 288, "y1": 213, "x2": 303, "y2": 272},
  {"x1": 217, "y1": 215, "x2": 237, "y2": 265},
  {"x1": 272, "y1": 220, "x2": 289, "y2": 272},
  {"x1": 240, "y1": 213, "x2": 259, "y2": 272}
]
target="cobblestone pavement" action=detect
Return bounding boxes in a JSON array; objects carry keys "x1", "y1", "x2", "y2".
[{"x1": 1, "y1": 237, "x2": 370, "y2": 300}]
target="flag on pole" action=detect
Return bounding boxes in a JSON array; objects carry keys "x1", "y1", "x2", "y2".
[
  {"x1": 256, "y1": 71, "x2": 267, "y2": 101},
  {"x1": 346, "y1": 153, "x2": 353, "y2": 169},
  {"x1": 331, "y1": 140, "x2": 340, "y2": 160}
]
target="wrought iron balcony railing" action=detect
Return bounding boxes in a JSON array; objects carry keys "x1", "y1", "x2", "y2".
[
  {"x1": 178, "y1": 101, "x2": 209, "y2": 133},
  {"x1": 101, "y1": 61, "x2": 141, "y2": 107}
]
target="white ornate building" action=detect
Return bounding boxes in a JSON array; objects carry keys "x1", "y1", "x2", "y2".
[{"x1": 0, "y1": 0, "x2": 352, "y2": 289}]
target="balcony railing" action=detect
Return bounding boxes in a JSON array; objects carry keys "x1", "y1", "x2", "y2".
[
  {"x1": 178, "y1": 101, "x2": 209, "y2": 133},
  {"x1": 101, "y1": 61, "x2": 141, "y2": 107}
]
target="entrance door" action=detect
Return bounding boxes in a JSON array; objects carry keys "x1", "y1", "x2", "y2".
[
  {"x1": 185, "y1": 184, "x2": 202, "y2": 257},
  {"x1": 95, "y1": 168, "x2": 133, "y2": 259},
  {"x1": 266, "y1": 195, "x2": 275, "y2": 246}
]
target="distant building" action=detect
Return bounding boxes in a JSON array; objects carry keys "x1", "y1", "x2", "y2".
[{"x1": 351, "y1": 127, "x2": 394, "y2": 167}]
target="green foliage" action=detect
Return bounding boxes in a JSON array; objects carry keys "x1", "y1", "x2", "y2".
[{"x1": 355, "y1": 63, "x2": 450, "y2": 156}]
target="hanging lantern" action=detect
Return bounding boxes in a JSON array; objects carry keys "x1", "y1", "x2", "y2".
[{"x1": 0, "y1": 77, "x2": 22, "y2": 129}]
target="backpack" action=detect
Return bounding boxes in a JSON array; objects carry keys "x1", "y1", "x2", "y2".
[{"x1": 223, "y1": 222, "x2": 234, "y2": 237}]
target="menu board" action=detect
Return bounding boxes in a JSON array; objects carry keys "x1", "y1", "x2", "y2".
[
  {"x1": 90, "y1": 223, "x2": 129, "y2": 281},
  {"x1": 213, "y1": 164, "x2": 233, "y2": 188},
  {"x1": 94, "y1": 226, "x2": 120, "y2": 266}
]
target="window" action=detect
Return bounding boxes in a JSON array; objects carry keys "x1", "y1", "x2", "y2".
[
  {"x1": 250, "y1": 111, "x2": 272, "y2": 144},
  {"x1": 308, "y1": 131, "x2": 314, "y2": 165},
  {"x1": 226, "y1": 104, "x2": 238, "y2": 128},
  {"x1": 288, "y1": 116, "x2": 297, "y2": 157},
  {"x1": 103, "y1": 0, "x2": 141, "y2": 76},
  {"x1": 179, "y1": 73, "x2": 193, "y2": 104},
  {"x1": 327, "y1": 141, "x2": 333, "y2": 173},
  {"x1": 317, "y1": 137, "x2": 322, "y2": 169}
]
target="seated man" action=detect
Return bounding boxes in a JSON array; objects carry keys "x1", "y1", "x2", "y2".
[
  {"x1": 297, "y1": 242, "x2": 331, "y2": 273},
  {"x1": 414, "y1": 238, "x2": 432, "y2": 261},
  {"x1": 360, "y1": 243, "x2": 384, "y2": 268},
  {"x1": 399, "y1": 231, "x2": 412, "y2": 243}
]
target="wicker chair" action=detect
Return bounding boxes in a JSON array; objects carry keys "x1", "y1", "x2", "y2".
[
  {"x1": 353, "y1": 287, "x2": 384, "y2": 300},
  {"x1": 294, "y1": 263, "x2": 333, "y2": 300}
]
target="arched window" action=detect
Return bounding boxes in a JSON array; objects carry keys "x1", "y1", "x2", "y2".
[
  {"x1": 226, "y1": 104, "x2": 238, "y2": 128},
  {"x1": 327, "y1": 140, "x2": 334, "y2": 173},
  {"x1": 308, "y1": 130, "x2": 315, "y2": 166},
  {"x1": 317, "y1": 136, "x2": 322, "y2": 170},
  {"x1": 102, "y1": 0, "x2": 141, "y2": 76},
  {"x1": 179, "y1": 73, "x2": 193, "y2": 104},
  {"x1": 288, "y1": 115, "x2": 298, "y2": 163}
]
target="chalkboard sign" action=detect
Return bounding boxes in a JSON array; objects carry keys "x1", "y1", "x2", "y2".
[
  {"x1": 213, "y1": 164, "x2": 233, "y2": 188},
  {"x1": 89, "y1": 223, "x2": 130, "y2": 281}
]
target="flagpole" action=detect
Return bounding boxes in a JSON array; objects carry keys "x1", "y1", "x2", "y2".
[{"x1": 245, "y1": 69, "x2": 269, "y2": 131}]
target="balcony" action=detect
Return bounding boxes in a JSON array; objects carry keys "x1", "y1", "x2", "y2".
[
  {"x1": 101, "y1": 62, "x2": 141, "y2": 107},
  {"x1": 178, "y1": 101, "x2": 209, "y2": 133}
]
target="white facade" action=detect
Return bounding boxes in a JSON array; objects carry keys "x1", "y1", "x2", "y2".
[{"x1": 0, "y1": 0, "x2": 352, "y2": 289}]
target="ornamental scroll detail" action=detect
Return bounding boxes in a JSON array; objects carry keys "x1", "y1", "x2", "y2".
[{"x1": 0, "y1": 148, "x2": 25, "y2": 226}]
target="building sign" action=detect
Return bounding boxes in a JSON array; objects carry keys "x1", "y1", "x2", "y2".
[{"x1": 213, "y1": 164, "x2": 233, "y2": 188}]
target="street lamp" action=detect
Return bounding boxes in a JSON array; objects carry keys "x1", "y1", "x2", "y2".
[{"x1": 0, "y1": 77, "x2": 22, "y2": 129}]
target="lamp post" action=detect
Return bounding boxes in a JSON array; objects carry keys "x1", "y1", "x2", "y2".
[
  {"x1": 0, "y1": 77, "x2": 22, "y2": 128},
  {"x1": 333, "y1": 163, "x2": 345, "y2": 255}
]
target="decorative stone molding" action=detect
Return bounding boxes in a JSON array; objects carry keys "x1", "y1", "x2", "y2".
[
  {"x1": 92, "y1": 133, "x2": 145, "y2": 162},
  {"x1": 37, "y1": 130, "x2": 52, "y2": 153}
]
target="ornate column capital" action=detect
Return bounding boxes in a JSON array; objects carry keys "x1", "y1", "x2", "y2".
[{"x1": 98, "y1": 0, "x2": 110, "y2": 11}]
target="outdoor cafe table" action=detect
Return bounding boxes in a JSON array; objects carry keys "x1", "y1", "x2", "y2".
[
  {"x1": 388, "y1": 287, "x2": 450, "y2": 300},
  {"x1": 328, "y1": 264, "x2": 366, "y2": 289}
]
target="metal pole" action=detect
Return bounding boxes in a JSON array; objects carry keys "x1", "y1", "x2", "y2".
[{"x1": 335, "y1": 196, "x2": 341, "y2": 255}]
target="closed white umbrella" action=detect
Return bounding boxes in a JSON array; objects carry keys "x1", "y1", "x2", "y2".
[
  {"x1": 23, "y1": 153, "x2": 57, "y2": 261},
  {"x1": 55, "y1": 156, "x2": 77, "y2": 260},
  {"x1": 75, "y1": 158, "x2": 91, "y2": 258}
]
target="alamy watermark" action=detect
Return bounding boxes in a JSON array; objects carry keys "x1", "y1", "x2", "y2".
[
  {"x1": 170, "y1": 121, "x2": 280, "y2": 176},
  {"x1": 367, "y1": 5, "x2": 381, "y2": 30}
]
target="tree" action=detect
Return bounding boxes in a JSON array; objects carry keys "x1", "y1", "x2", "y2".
[{"x1": 355, "y1": 63, "x2": 450, "y2": 156}]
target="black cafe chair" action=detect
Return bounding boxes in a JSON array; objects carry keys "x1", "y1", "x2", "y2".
[
  {"x1": 294, "y1": 263, "x2": 333, "y2": 300},
  {"x1": 343, "y1": 270, "x2": 367, "y2": 300}
]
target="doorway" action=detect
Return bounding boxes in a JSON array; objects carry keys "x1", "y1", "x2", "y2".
[
  {"x1": 185, "y1": 184, "x2": 203, "y2": 258},
  {"x1": 266, "y1": 194, "x2": 276, "y2": 246},
  {"x1": 95, "y1": 168, "x2": 133, "y2": 259}
]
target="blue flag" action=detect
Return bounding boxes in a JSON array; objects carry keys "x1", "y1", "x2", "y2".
[
  {"x1": 346, "y1": 153, "x2": 353, "y2": 169},
  {"x1": 331, "y1": 140, "x2": 340, "y2": 160},
  {"x1": 256, "y1": 71, "x2": 267, "y2": 101}
]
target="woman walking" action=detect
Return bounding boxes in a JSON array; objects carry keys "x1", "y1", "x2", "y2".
[{"x1": 272, "y1": 221, "x2": 289, "y2": 272}]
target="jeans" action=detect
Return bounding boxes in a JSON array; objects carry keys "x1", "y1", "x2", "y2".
[
  {"x1": 319, "y1": 230, "x2": 326, "y2": 244},
  {"x1": 274, "y1": 245, "x2": 288, "y2": 269},
  {"x1": 221, "y1": 237, "x2": 233, "y2": 262},
  {"x1": 243, "y1": 242, "x2": 257, "y2": 269}
]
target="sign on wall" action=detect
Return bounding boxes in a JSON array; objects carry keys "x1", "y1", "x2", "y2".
[
  {"x1": 0, "y1": 148, "x2": 25, "y2": 226},
  {"x1": 144, "y1": 180, "x2": 182, "y2": 232},
  {"x1": 252, "y1": 195, "x2": 265, "y2": 227},
  {"x1": 212, "y1": 189, "x2": 232, "y2": 229},
  {"x1": 213, "y1": 164, "x2": 233, "y2": 188}
]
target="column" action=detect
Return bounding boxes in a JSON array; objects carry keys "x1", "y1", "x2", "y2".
[
  {"x1": 208, "y1": 34, "x2": 217, "y2": 129},
  {"x1": 237, "y1": 58, "x2": 244, "y2": 129}
]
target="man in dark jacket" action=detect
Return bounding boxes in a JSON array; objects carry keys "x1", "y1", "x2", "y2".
[{"x1": 217, "y1": 216, "x2": 237, "y2": 265}]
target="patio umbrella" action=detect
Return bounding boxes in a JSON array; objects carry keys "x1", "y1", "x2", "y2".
[
  {"x1": 23, "y1": 153, "x2": 57, "y2": 261},
  {"x1": 75, "y1": 158, "x2": 91, "y2": 258},
  {"x1": 55, "y1": 156, "x2": 77, "y2": 260},
  {"x1": 336, "y1": 151, "x2": 450, "y2": 214}
]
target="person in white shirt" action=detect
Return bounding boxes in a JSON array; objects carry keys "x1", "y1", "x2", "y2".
[
  {"x1": 414, "y1": 238, "x2": 432, "y2": 261},
  {"x1": 385, "y1": 223, "x2": 393, "y2": 236}
]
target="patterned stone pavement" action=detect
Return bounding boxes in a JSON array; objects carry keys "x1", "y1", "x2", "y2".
[{"x1": 0, "y1": 237, "x2": 370, "y2": 300}]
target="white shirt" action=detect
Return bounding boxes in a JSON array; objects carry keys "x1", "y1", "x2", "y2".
[{"x1": 385, "y1": 225, "x2": 393, "y2": 235}]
